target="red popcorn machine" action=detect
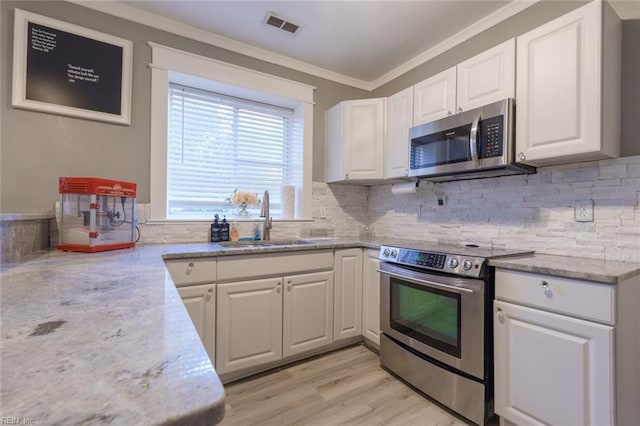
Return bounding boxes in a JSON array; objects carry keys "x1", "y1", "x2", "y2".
[{"x1": 57, "y1": 177, "x2": 137, "y2": 252}]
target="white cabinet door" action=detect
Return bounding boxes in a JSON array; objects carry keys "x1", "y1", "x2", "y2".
[
  {"x1": 385, "y1": 87, "x2": 413, "y2": 179},
  {"x1": 325, "y1": 98, "x2": 385, "y2": 183},
  {"x1": 457, "y1": 39, "x2": 515, "y2": 112},
  {"x1": 216, "y1": 277, "x2": 283, "y2": 374},
  {"x1": 362, "y1": 249, "x2": 381, "y2": 346},
  {"x1": 413, "y1": 67, "x2": 456, "y2": 126},
  {"x1": 177, "y1": 283, "x2": 216, "y2": 365},
  {"x1": 283, "y1": 271, "x2": 334, "y2": 357},
  {"x1": 494, "y1": 301, "x2": 614, "y2": 426},
  {"x1": 334, "y1": 248, "x2": 363, "y2": 340},
  {"x1": 515, "y1": 1, "x2": 619, "y2": 165}
]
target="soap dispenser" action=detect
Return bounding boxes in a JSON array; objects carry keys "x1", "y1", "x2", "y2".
[
  {"x1": 221, "y1": 216, "x2": 230, "y2": 241},
  {"x1": 210, "y1": 214, "x2": 221, "y2": 242}
]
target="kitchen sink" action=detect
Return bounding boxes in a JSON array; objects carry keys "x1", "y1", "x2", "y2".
[{"x1": 214, "y1": 239, "x2": 317, "y2": 248}]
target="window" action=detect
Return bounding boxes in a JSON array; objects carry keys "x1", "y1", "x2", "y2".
[
  {"x1": 167, "y1": 84, "x2": 301, "y2": 219},
  {"x1": 148, "y1": 43, "x2": 314, "y2": 222}
]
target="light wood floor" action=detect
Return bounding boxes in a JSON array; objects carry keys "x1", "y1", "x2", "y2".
[{"x1": 219, "y1": 344, "x2": 471, "y2": 426}]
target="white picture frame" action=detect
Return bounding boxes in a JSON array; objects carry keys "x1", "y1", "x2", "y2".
[{"x1": 12, "y1": 9, "x2": 133, "y2": 125}]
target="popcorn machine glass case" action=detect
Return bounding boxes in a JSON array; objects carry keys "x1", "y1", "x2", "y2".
[{"x1": 58, "y1": 177, "x2": 136, "y2": 252}]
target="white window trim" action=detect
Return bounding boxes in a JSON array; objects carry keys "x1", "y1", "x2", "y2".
[{"x1": 148, "y1": 42, "x2": 315, "y2": 222}]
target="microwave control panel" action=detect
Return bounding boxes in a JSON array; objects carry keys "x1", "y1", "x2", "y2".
[{"x1": 480, "y1": 115, "x2": 504, "y2": 159}]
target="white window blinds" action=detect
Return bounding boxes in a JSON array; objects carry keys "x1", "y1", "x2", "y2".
[{"x1": 167, "y1": 83, "x2": 302, "y2": 219}]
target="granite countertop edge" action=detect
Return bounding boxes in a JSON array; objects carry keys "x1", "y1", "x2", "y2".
[{"x1": 489, "y1": 253, "x2": 640, "y2": 284}]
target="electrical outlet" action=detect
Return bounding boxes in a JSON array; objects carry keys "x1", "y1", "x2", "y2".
[{"x1": 574, "y1": 199, "x2": 594, "y2": 222}]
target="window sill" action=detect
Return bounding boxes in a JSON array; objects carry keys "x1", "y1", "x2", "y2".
[{"x1": 144, "y1": 218, "x2": 314, "y2": 225}]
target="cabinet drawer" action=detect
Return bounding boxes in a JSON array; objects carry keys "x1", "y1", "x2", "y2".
[
  {"x1": 217, "y1": 250, "x2": 333, "y2": 281},
  {"x1": 165, "y1": 258, "x2": 217, "y2": 286},
  {"x1": 495, "y1": 269, "x2": 615, "y2": 324}
]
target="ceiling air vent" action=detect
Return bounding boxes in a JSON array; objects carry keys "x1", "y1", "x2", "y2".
[{"x1": 263, "y1": 12, "x2": 302, "y2": 35}]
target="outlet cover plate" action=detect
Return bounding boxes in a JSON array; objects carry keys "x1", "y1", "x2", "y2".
[{"x1": 574, "y1": 199, "x2": 594, "y2": 222}]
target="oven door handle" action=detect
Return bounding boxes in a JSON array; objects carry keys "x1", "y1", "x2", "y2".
[{"x1": 377, "y1": 269, "x2": 474, "y2": 294}]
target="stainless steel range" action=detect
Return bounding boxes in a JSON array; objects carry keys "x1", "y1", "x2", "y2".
[{"x1": 378, "y1": 243, "x2": 530, "y2": 425}]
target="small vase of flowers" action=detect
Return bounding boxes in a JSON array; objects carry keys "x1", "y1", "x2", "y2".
[{"x1": 228, "y1": 189, "x2": 260, "y2": 217}]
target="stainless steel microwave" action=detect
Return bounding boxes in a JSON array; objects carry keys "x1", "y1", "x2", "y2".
[{"x1": 408, "y1": 98, "x2": 535, "y2": 181}]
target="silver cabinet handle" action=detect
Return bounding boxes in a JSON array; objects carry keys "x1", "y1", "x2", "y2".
[
  {"x1": 287, "y1": 281, "x2": 292, "y2": 291},
  {"x1": 518, "y1": 152, "x2": 526, "y2": 161},
  {"x1": 186, "y1": 262, "x2": 194, "y2": 275},
  {"x1": 458, "y1": 107, "x2": 463, "y2": 113},
  {"x1": 276, "y1": 281, "x2": 282, "y2": 293},
  {"x1": 345, "y1": 173, "x2": 349, "y2": 180},
  {"x1": 206, "y1": 288, "x2": 213, "y2": 301},
  {"x1": 540, "y1": 280, "x2": 552, "y2": 297},
  {"x1": 497, "y1": 307, "x2": 504, "y2": 323},
  {"x1": 447, "y1": 111, "x2": 453, "y2": 116}
]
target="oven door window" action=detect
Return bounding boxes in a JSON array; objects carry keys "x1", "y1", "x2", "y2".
[
  {"x1": 410, "y1": 124, "x2": 472, "y2": 169},
  {"x1": 390, "y1": 277, "x2": 462, "y2": 358}
]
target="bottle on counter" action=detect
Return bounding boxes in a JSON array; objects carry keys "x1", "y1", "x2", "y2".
[
  {"x1": 210, "y1": 214, "x2": 221, "y2": 242},
  {"x1": 221, "y1": 216, "x2": 230, "y2": 241},
  {"x1": 253, "y1": 223, "x2": 261, "y2": 240},
  {"x1": 230, "y1": 223, "x2": 239, "y2": 242}
]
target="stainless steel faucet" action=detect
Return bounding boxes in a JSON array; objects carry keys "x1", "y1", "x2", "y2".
[{"x1": 259, "y1": 190, "x2": 273, "y2": 240}]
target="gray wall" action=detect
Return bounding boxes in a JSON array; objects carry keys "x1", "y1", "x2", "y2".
[
  {"x1": 0, "y1": 1, "x2": 368, "y2": 212},
  {"x1": 621, "y1": 19, "x2": 640, "y2": 157}
]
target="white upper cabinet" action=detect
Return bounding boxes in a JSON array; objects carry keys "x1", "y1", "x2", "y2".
[
  {"x1": 325, "y1": 98, "x2": 385, "y2": 183},
  {"x1": 413, "y1": 67, "x2": 457, "y2": 126},
  {"x1": 457, "y1": 38, "x2": 515, "y2": 112},
  {"x1": 385, "y1": 87, "x2": 414, "y2": 179},
  {"x1": 413, "y1": 39, "x2": 515, "y2": 127},
  {"x1": 516, "y1": 1, "x2": 621, "y2": 166}
]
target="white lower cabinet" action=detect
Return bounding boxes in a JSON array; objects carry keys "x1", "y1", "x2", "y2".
[
  {"x1": 177, "y1": 283, "x2": 216, "y2": 365},
  {"x1": 334, "y1": 248, "x2": 363, "y2": 340},
  {"x1": 494, "y1": 301, "x2": 613, "y2": 426},
  {"x1": 216, "y1": 272, "x2": 334, "y2": 374},
  {"x1": 283, "y1": 271, "x2": 334, "y2": 357},
  {"x1": 362, "y1": 249, "x2": 381, "y2": 346},
  {"x1": 215, "y1": 277, "x2": 283, "y2": 374}
]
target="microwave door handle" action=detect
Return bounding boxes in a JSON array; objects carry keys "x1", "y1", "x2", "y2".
[{"x1": 470, "y1": 113, "x2": 481, "y2": 167}]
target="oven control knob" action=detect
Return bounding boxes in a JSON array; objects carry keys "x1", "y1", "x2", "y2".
[
  {"x1": 448, "y1": 258, "x2": 458, "y2": 268},
  {"x1": 462, "y1": 259, "x2": 473, "y2": 270},
  {"x1": 383, "y1": 248, "x2": 390, "y2": 257},
  {"x1": 390, "y1": 250, "x2": 398, "y2": 258}
]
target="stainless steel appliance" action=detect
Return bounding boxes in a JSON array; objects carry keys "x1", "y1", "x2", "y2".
[
  {"x1": 378, "y1": 243, "x2": 530, "y2": 425},
  {"x1": 408, "y1": 98, "x2": 535, "y2": 181}
]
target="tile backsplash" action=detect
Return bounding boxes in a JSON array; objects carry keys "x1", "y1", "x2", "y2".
[
  {"x1": 369, "y1": 156, "x2": 640, "y2": 262},
  {"x1": 6, "y1": 156, "x2": 640, "y2": 264},
  {"x1": 134, "y1": 182, "x2": 369, "y2": 244}
]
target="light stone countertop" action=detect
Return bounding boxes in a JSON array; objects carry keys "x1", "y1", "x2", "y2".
[
  {"x1": 3, "y1": 238, "x2": 640, "y2": 425},
  {"x1": 489, "y1": 253, "x2": 640, "y2": 284},
  {"x1": 0, "y1": 239, "x2": 369, "y2": 425}
]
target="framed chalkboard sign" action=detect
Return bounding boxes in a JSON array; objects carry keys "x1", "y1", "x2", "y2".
[{"x1": 12, "y1": 9, "x2": 133, "y2": 125}]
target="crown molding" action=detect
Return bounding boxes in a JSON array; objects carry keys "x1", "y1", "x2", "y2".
[
  {"x1": 66, "y1": 0, "x2": 538, "y2": 92},
  {"x1": 370, "y1": 0, "x2": 539, "y2": 89}
]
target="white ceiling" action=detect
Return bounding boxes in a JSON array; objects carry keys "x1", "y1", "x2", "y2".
[{"x1": 80, "y1": 0, "x2": 640, "y2": 90}]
